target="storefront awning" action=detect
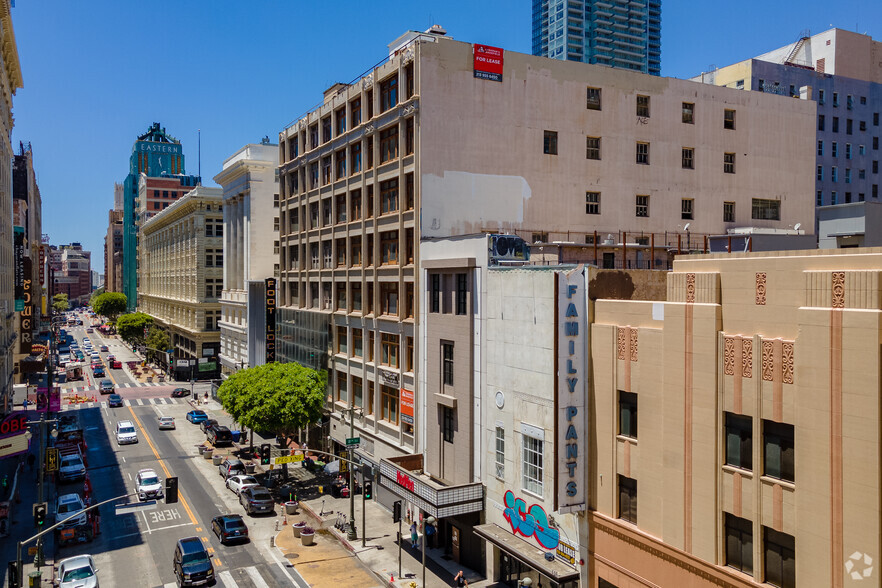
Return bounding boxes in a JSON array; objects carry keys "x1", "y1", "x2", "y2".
[
  {"x1": 379, "y1": 455, "x2": 484, "y2": 519},
  {"x1": 474, "y1": 523, "x2": 580, "y2": 583}
]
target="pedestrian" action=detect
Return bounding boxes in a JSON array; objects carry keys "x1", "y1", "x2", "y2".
[
  {"x1": 27, "y1": 453, "x2": 35, "y2": 471},
  {"x1": 203, "y1": 391, "x2": 209, "y2": 405},
  {"x1": 454, "y1": 571, "x2": 468, "y2": 587},
  {"x1": 410, "y1": 522, "x2": 418, "y2": 549}
]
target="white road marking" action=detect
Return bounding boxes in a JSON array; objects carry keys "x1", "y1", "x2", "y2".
[
  {"x1": 267, "y1": 544, "x2": 305, "y2": 587},
  {"x1": 136, "y1": 398, "x2": 144, "y2": 406},
  {"x1": 163, "y1": 583, "x2": 177, "y2": 588},
  {"x1": 121, "y1": 456, "x2": 126, "y2": 463},
  {"x1": 100, "y1": 402, "x2": 107, "y2": 409},
  {"x1": 245, "y1": 566, "x2": 271, "y2": 588},
  {"x1": 124, "y1": 400, "x2": 132, "y2": 407},
  {"x1": 218, "y1": 571, "x2": 237, "y2": 587},
  {"x1": 127, "y1": 472, "x2": 132, "y2": 481}
]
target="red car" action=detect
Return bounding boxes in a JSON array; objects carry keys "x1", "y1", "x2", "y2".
[{"x1": 111, "y1": 359, "x2": 122, "y2": 369}]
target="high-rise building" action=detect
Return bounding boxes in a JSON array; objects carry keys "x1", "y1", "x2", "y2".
[
  {"x1": 12, "y1": 142, "x2": 42, "y2": 374},
  {"x1": 532, "y1": 0, "x2": 661, "y2": 75},
  {"x1": 121, "y1": 123, "x2": 199, "y2": 311},
  {"x1": 53, "y1": 244, "x2": 91, "y2": 304},
  {"x1": 104, "y1": 208, "x2": 123, "y2": 293}
]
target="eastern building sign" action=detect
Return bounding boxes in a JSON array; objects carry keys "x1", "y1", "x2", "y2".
[
  {"x1": 556, "y1": 267, "x2": 587, "y2": 513},
  {"x1": 473, "y1": 44, "x2": 504, "y2": 82},
  {"x1": 137, "y1": 141, "x2": 181, "y2": 154},
  {"x1": 265, "y1": 278, "x2": 276, "y2": 363}
]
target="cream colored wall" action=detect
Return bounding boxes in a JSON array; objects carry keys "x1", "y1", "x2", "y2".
[{"x1": 418, "y1": 39, "x2": 816, "y2": 239}]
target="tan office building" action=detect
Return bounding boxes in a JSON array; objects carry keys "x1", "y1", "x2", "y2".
[
  {"x1": 138, "y1": 186, "x2": 223, "y2": 380},
  {"x1": 104, "y1": 208, "x2": 123, "y2": 293}
]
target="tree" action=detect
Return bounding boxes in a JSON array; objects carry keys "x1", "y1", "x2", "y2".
[
  {"x1": 91, "y1": 292, "x2": 127, "y2": 322},
  {"x1": 145, "y1": 326, "x2": 170, "y2": 363},
  {"x1": 116, "y1": 312, "x2": 153, "y2": 346},
  {"x1": 217, "y1": 363, "x2": 326, "y2": 443},
  {"x1": 52, "y1": 293, "x2": 69, "y2": 313}
]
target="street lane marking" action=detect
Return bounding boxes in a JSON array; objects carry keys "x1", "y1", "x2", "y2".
[
  {"x1": 124, "y1": 400, "x2": 131, "y2": 407},
  {"x1": 213, "y1": 558, "x2": 222, "y2": 568},
  {"x1": 245, "y1": 566, "x2": 271, "y2": 588},
  {"x1": 218, "y1": 571, "x2": 237, "y2": 587},
  {"x1": 136, "y1": 398, "x2": 144, "y2": 406}
]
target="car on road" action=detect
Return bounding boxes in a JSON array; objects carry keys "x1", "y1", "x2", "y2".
[
  {"x1": 158, "y1": 416, "x2": 176, "y2": 430},
  {"x1": 186, "y1": 410, "x2": 208, "y2": 424},
  {"x1": 115, "y1": 420, "x2": 138, "y2": 445},
  {"x1": 211, "y1": 514, "x2": 249, "y2": 545},
  {"x1": 239, "y1": 486, "x2": 275, "y2": 516},
  {"x1": 99, "y1": 379, "x2": 114, "y2": 394},
  {"x1": 110, "y1": 359, "x2": 122, "y2": 369},
  {"x1": 218, "y1": 458, "x2": 245, "y2": 480},
  {"x1": 171, "y1": 387, "x2": 190, "y2": 398},
  {"x1": 56, "y1": 493, "x2": 88, "y2": 528},
  {"x1": 99, "y1": 344, "x2": 108, "y2": 352},
  {"x1": 199, "y1": 419, "x2": 218, "y2": 434},
  {"x1": 207, "y1": 425, "x2": 233, "y2": 447},
  {"x1": 225, "y1": 475, "x2": 259, "y2": 496},
  {"x1": 173, "y1": 536, "x2": 215, "y2": 587},
  {"x1": 136, "y1": 468, "x2": 164, "y2": 501},
  {"x1": 57, "y1": 554, "x2": 99, "y2": 588},
  {"x1": 86, "y1": 328, "x2": 94, "y2": 334},
  {"x1": 92, "y1": 365, "x2": 105, "y2": 378},
  {"x1": 90, "y1": 353, "x2": 100, "y2": 363},
  {"x1": 107, "y1": 394, "x2": 123, "y2": 408},
  {"x1": 58, "y1": 453, "x2": 86, "y2": 482}
]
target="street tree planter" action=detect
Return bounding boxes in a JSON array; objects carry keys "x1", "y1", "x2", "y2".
[
  {"x1": 245, "y1": 462, "x2": 256, "y2": 475},
  {"x1": 285, "y1": 501, "x2": 299, "y2": 515},
  {"x1": 292, "y1": 521, "x2": 306, "y2": 538},
  {"x1": 212, "y1": 454, "x2": 223, "y2": 466},
  {"x1": 203, "y1": 449, "x2": 213, "y2": 460},
  {"x1": 300, "y1": 526, "x2": 315, "y2": 546}
]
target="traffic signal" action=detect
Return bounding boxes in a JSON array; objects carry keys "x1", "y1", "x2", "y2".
[
  {"x1": 165, "y1": 477, "x2": 178, "y2": 504},
  {"x1": 392, "y1": 500, "x2": 401, "y2": 523},
  {"x1": 33, "y1": 502, "x2": 47, "y2": 527},
  {"x1": 260, "y1": 444, "x2": 271, "y2": 465},
  {"x1": 364, "y1": 481, "x2": 373, "y2": 500},
  {"x1": 8, "y1": 560, "x2": 19, "y2": 588}
]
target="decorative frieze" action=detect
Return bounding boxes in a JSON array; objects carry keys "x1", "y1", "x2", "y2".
[
  {"x1": 755, "y1": 272, "x2": 766, "y2": 305},
  {"x1": 782, "y1": 342, "x2": 794, "y2": 384},
  {"x1": 741, "y1": 340, "x2": 752, "y2": 378},
  {"x1": 617, "y1": 327, "x2": 626, "y2": 360},
  {"x1": 630, "y1": 329, "x2": 638, "y2": 362},
  {"x1": 724, "y1": 337, "x2": 736, "y2": 376},
  {"x1": 761, "y1": 340, "x2": 775, "y2": 381},
  {"x1": 832, "y1": 271, "x2": 845, "y2": 308},
  {"x1": 685, "y1": 273, "x2": 696, "y2": 303}
]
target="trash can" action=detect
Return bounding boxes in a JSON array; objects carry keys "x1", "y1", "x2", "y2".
[
  {"x1": 28, "y1": 570, "x2": 42, "y2": 587},
  {"x1": 230, "y1": 430, "x2": 242, "y2": 443}
]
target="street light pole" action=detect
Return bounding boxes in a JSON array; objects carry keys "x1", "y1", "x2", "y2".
[
  {"x1": 421, "y1": 514, "x2": 435, "y2": 588},
  {"x1": 347, "y1": 406, "x2": 357, "y2": 541}
]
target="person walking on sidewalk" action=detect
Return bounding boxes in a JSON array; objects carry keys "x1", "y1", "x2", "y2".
[
  {"x1": 410, "y1": 522, "x2": 418, "y2": 548},
  {"x1": 454, "y1": 571, "x2": 468, "y2": 587}
]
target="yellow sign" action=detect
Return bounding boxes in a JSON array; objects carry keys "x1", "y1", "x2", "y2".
[
  {"x1": 273, "y1": 453, "x2": 304, "y2": 465},
  {"x1": 45, "y1": 448, "x2": 58, "y2": 472}
]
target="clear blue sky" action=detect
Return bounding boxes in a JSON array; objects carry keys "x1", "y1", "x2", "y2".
[{"x1": 10, "y1": 0, "x2": 882, "y2": 274}]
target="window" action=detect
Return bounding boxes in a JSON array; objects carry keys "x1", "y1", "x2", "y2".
[
  {"x1": 586, "y1": 136, "x2": 601, "y2": 160},
  {"x1": 335, "y1": 149, "x2": 346, "y2": 180},
  {"x1": 619, "y1": 391, "x2": 637, "y2": 438},
  {"x1": 847, "y1": 119, "x2": 854, "y2": 135},
  {"x1": 430, "y1": 274, "x2": 441, "y2": 313},
  {"x1": 817, "y1": 190, "x2": 823, "y2": 206},
  {"x1": 860, "y1": 120, "x2": 867, "y2": 132},
  {"x1": 832, "y1": 142, "x2": 838, "y2": 157},
  {"x1": 763, "y1": 420, "x2": 794, "y2": 482},
  {"x1": 833, "y1": 116, "x2": 839, "y2": 132},
  {"x1": 366, "y1": 89, "x2": 374, "y2": 119},
  {"x1": 381, "y1": 333, "x2": 399, "y2": 368},
  {"x1": 846, "y1": 168, "x2": 852, "y2": 183},
  {"x1": 380, "y1": 230, "x2": 398, "y2": 265},
  {"x1": 874, "y1": 161, "x2": 879, "y2": 174},
  {"x1": 586, "y1": 87, "x2": 601, "y2": 110},
  {"x1": 380, "y1": 385, "x2": 399, "y2": 424},
  {"x1": 818, "y1": 114, "x2": 825, "y2": 131},
  {"x1": 335, "y1": 238, "x2": 346, "y2": 267},
  {"x1": 818, "y1": 89, "x2": 825, "y2": 105},
  {"x1": 876, "y1": 112, "x2": 880, "y2": 126},
  {"x1": 543, "y1": 130, "x2": 558, "y2": 155},
  {"x1": 405, "y1": 172, "x2": 415, "y2": 210},
  {"x1": 724, "y1": 109, "x2": 736, "y2": 130},
  {"x1": 351, "y1": 283, "x2": 362, "y2": 312},
  {"x1": 636, "y1": 95, "x2": 650, "y2": 117},
  {"x1": 335, "y1": 107, "x2": 346, "y2": 135},
  {"x1": 724, "y1": 152, "x2": 735, "y2": 174},
  {"x1": 875, "y1": 137, "x2": 880, "y2": 150},
  {"x1": 405, "y1": 62, "x2": 414, "y2": 99},
  {"x1": 833, "y1": 92, "x2": 839, "y2": 107},
  {"x1": 725, "y1": 513, "x2": 753, "y2": 575},
  {"x1": 832, "y1": 166, "x2": 838, "y2": 182},
  {"x1": 817, "y1": 140, "x2": 824, "y2": 156},
  {"x1": 586, "y1": 191, "x2": 600, "y2": 215},
  {"x1": 405, "y1": 336, "x2": 414, "y2": 371},
  {"x1": 832, "y1": 191, "x2": 838, "y2": 204},
  {"x1": 442, "y1": 342, "x2": 454, "y2": 386},
  {"x1": 636, "y1": 142, "x2": 649, "y2": 164},
  {"x1": 405, "y1": 228, "x2": 414, "y2": 265},
  {"x1": 682, "y1": 147, "x2": 694, "y2": 169},
  {"x1": 352, "y1": 376, "x2": 363, "y2": 407},
  {"x1": 379, "y1": 178, "x2": 399, "y2": 215},
  {"x1": 724, "y1": 201, "x2": 735, "y2": 223},
  {"x1": 725, "y1": 412, "x2": 752, "y2": 470},
  {"x1": 752, "y1": 198, "x2": 781, "y2": 221},
  {"x1": 681, "y1": 198, "x2": 693, "y2": 220},
  {"x1": 495, "y1": 427, "x2": 505, "y2": 478},
  {"x1": 405, "y1": 117, "x2": 414, "y2": 155},
  {"x1": 764, "y1": 527, "x2": 795, "y2": 588},
  {"x1": 522, "y1": 434, "x2": 544, "y2": 496},
  {"x1": 350, "y1": 97, "x2": 362, "y2": 126},
  {"x1": 350, "y1": 236, "x2": 362, "y2": 267},
  {"x1": 366, "y1": 381, "x2": 374, "y2": 415},
  {"x1": 380, "y1": 75, "x2": 398, "y2": 112},
  {"x1": 635, "y1": 195, "x2": 649, "y2": 217},
  {"x1": 455, "y1": 273, "x2": 468, "y2": 315},
  {"x1": 845, "y1": 191, "x2": 852, "y2": 203},
  {"x1": 442, "y1": 406, "x2": 454, "y2": 443},
  {"x1": 847, "y1": 94, "x2": 854, "y2": 110},
  {"x1": 350, "y1": 142, "x2": 362, "y2": 174},
  {"x1": 860, "y1": 144, "x2": 866, "y2": 155},
  {"x1": 380, "y1": 282, "x2": 398, "y2": 315},
  {"x1": 321, "y1": 156, "x2": 331, "y2": 185},
  {"x1": 336, "y1": 326, "x2": 347, "y2": 355},
  {"x1": 618, "y1": 475, "x2": 637, "y2": 524},
  {"x1": 682, "y1": 102, "x2": 694, "y2": 124},
  {"x1": 366, "y1": 136, "x2": 374, "y2": 169},
  {"x1": 350, "y1": 189, "x2": 362, "y2": 220},
  {"x1": 380, "y1": 125, "x2": 399, "y2": 163},
  {"x1": 366, "y1": 185, "x2": 374, "y2": 217},
  {"x1": 321, "y1": 116, "x2": 331, "y2": 144}
]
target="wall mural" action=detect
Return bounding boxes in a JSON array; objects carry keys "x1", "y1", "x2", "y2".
[{"x1": 502, "y1": 490, "x2": 560, "y2": 550}]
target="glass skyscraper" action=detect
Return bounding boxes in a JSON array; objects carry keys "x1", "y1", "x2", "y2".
[{"x1": 532, "y1": 0, "x2": 661, "y2": 76}]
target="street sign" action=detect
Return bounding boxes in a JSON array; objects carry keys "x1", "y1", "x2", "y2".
[
  {"x1": 346, "y1": 437, "x2": 360, "y2": 446},
  {"x1": 45, "y1": 448, "x2": 58, "y2": 472},
  {"x1": 114, "y1": 500, "x2": 158, "y2": 515},
  {"x1": 273, "y1": 454, "x2": 304, "y2": 465}
]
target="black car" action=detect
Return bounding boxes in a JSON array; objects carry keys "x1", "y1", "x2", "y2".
[
  {"x1": 200, "y1": 419, "x2": 219, "y2": 434},
  {"x1": 108, "y1": 394, "x2": 123, "y2": 408},
  {"x1": 210, "y1": 514, "x2": 249, "y2": 545},
  {"x1": 207, "y1": 426, "x2": 233, "y2": 447},
  {"x1": 171, "y1": 388, "x2": 190, "y2": 398},
  {"x1": 173, "y1": 536, "x2": 214, "y2": 587}
]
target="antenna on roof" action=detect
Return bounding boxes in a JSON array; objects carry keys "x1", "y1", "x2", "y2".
[{"x1": 197, "y1": 129, "x2": 201, "y2": 185}]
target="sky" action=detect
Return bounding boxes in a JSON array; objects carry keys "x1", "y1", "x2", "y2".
[{"x1": 10, "y1": 0, "x2": 882, "y2": 274}]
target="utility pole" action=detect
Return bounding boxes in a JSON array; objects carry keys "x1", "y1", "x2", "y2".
[{"x1": 347, "y1": 406, "x2": 357, "y2": 541}]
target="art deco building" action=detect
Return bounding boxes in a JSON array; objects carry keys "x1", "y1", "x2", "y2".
[
  {"x1": 138, "y1": 186, "x2": 223, "y2": 380},
  {"x1": 104, "y1": 208, "x2": 123, "y2": 293}
]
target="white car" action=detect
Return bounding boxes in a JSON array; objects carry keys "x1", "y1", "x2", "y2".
[
  {"x1": 56, "y1": 493, "x2": 88, "y2": 529},
  {"x1": 58, "y1": 453, "x2": 86, "y2": 482},
  {"x1": 136, "y1": 468, "x2": 163, "y2": 501},
  {"x1": 115, "y1": 420, "x2": 138, "y2": 445},
  {"x1": 225, "y1": 475, "x2": 260, "y2": 496},
  {"x1": 158, "y1": 416, "x2": 176, "y2": 430},
  {"x1": 57, "y1": 554, "x2": 99, "y2": 588}
]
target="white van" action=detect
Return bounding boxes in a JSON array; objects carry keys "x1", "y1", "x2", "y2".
[{"x1": 116, "y1": 420, "x2": 138, "y2": 445}]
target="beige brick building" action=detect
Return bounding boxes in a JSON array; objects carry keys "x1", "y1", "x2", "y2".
[{"x1": 138, "y1": 186, "x2": 223, "y2": 380}]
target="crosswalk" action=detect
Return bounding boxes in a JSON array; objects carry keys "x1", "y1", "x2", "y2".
[
  {"x1": 61, "y1": 396, "x2": 188, "y2": 410},
  {"x1": 66, "y1": 381, "x2": 171, "y2": 393},
  {"x1": 160, "y1": 565, "x2": 274, "y2": 588}
]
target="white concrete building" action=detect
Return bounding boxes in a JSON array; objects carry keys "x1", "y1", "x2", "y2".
[{"x1": 213, "y1": 142, "x2": 279, "y2": 377}]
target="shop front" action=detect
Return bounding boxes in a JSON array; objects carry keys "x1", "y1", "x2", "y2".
[{"x1": 475, "y1": 523, "x2": 580, "y2": 588}]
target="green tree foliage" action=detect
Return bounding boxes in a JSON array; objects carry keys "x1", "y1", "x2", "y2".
[
  {"x1": 145, "y1": 327, "x2": 170, "y2": 363},
  {"x1": 91, "y1": 292, "x2": 127, "y2": 322},
  {"x1": 116, "y1": 312, "x2": 153, "y2": 346},
  {"x1": 52, "y1": 293, "x2": 69, "y2": 313},
  {"x1": 218, "y1": 363, "x2": 326, "y2": 437}
]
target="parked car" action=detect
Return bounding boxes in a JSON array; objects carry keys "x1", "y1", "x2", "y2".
[
  {"x1": 86, "y1": 328, "x2": 94, "y2": 334},
  {"x1": 211, "y1": 514, "x2": 249, "y2": 545},
  {"x1": 57, "y1": 554, "x2": 99, "y2": 588},
  {"x1": 58, "y1": 452, "x2": 86, "y2": 482},
  {"x1": 107, "y1": 394, "x2": 123, "y2": 408},
  {"x1": 207, "y1": 426, "x2": 233, "y2": 447},
  {"x1": 158, "y1": 416, "x2": 176, "y2": 430},
  {"x1": 218, "y1": 458, "x2": 245, "y2": 480},
  {"x1": 99, "y1": 379, "x2": 114, "y2": 394},
  {"x1": 115, "y1": 420, "x2": 138, "y2": 445},
  {"x1": 186, "y1": 410, "x2": 208, "y2": 424},
  {"x1": 199, "y1": 419, "x2": 219, "y2": 434},
  {"x1": 56, "y1": 493, "x2": 88, "y2": 528},
  {"x1": 172, "y1": 536, "x2": 214, "y2": 587},
  {"x1": 171, "y1": 388, "x2": 190, "y2": 398},
  {"x1": 136, "y1": 468, "x2": 164, "y2": 501},
  {"x1": 99, "y1": 345, "x2": 108, "y2": 352},
  {"x1": 225, "y1": 475, "x2": 260, "y2": 495},
  {"x1": 240, "y1": 487, "x2": 275, "y2": 516}
]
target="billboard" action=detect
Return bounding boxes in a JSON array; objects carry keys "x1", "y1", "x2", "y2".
[
  {"x1": 14, "y1": 226, "x2": 24, "y2": 311},
  {"x1": 19, "y1": 258, "x2": 33, "y2": 355},
  {"x1": 473, "y1": 44, "x2": 504, "y2": 82}
]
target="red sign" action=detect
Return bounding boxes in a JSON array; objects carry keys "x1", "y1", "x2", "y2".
[
  {"x1": 400, "y1": 388, "x2": 414, "y2": 425},
  {"x1": 474, "y1": 44, "x2": 504, "y2": 82},
  {"x1": 396, "y1": 470, "x2": 415, "y2": 492},
  {"x1": 0, "y1": 413, "x2": 26, "y2": 438}
]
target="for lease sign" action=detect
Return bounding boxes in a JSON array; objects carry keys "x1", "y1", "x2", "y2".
[{"x1": 474, "y1": 44, "x2": 504, "y2": 82}]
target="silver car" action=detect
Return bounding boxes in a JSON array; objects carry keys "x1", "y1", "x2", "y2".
[
  {"x1": 158, "y1": 416, "x2": 176, "y2": 430},
  {"x1": 57, "y1": 554, "x2": 99, "y2": 588}
]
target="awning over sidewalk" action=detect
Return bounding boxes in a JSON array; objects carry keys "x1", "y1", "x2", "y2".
[
  {"x1": 474, "y1": 523, "x2": 580, "y2": 584},
  {"x1": 379, "y1": 455, "x2": 483, "y2": 519}
]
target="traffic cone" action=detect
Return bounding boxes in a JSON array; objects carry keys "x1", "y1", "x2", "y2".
[
  {"x1": 282, "y1": 508, "x2": 288, "y2": 525},
  {"x1": 391, "y1": 574, "x2": 394, "y2": 582}
]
